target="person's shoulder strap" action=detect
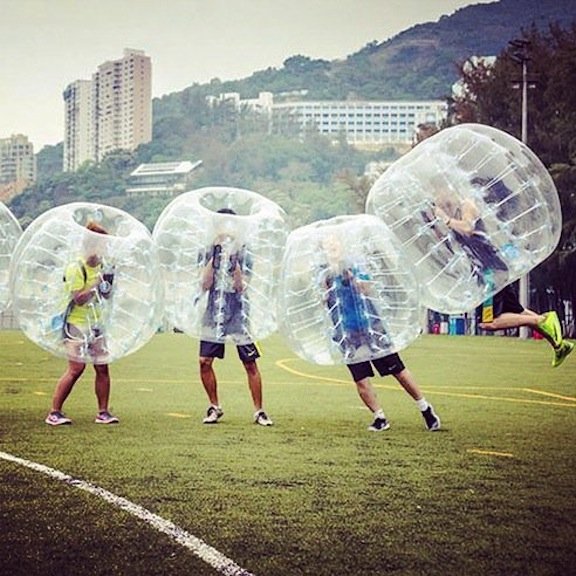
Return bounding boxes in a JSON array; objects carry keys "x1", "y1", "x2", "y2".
[{"x1": 63, "y1": 260, "x2": 88, "y2": 284}]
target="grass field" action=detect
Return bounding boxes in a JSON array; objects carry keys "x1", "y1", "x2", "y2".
[{"x1": 1, "y1": 330, "x2": 575, "y2": 576}]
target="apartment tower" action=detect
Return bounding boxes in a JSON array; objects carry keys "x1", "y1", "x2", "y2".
[
  {"x1": 0, "y1": 134, "x2": 36, "y2": 201},
  {"x1": 63, "y1": 49, "x2": 152, "y2": 171},
  {"x1": 63, "y1": 80, "x2": 94, "y2": 172}
]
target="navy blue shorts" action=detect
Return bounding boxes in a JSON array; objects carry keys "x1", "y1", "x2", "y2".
[
  {"x1": 199, "y1": 340, "x2": 260, "y2": 363},
  {"x1": 346, "y1": 353, "x2": 405, "y2": 382}
]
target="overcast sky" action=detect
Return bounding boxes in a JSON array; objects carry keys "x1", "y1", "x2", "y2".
[{"x1": 1, "y1": 0, "x2": 494, "y2": 150}]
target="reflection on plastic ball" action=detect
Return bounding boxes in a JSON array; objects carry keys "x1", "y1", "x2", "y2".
[
  {"x1": 366, "y1": 123, "x2": 561, "y2": 313},
  {"x1": 0, "y1": 202, "x2": 22, "y2": 314},
  {"x1": 278, "y1": 215, "x2": 421, "y2": 365},
  {"x1": 9, "y1": 202, "x2": 164, "y2": 364},
  {"x1": 153, "y1": 186, "x2": 288, "y2": 344}
]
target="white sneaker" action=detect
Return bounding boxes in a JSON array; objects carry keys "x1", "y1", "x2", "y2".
[
  {"x1": 45, "y1": 411, "x2": 72, "y2": 426},
  {"x1": 203, "y1": 405, "x2": 223, "y2": 424},
  {"x1": 254, "y1": 410, "x2": 273, "y2": 426},
  {"x1": 94, "y1": 411, "x2": 119, "y2": 425}
]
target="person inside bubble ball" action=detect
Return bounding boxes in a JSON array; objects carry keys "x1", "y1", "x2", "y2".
[
  {"x1": 319, "y1": 235, "x2": 390, "y2": 361},
  {"x1": 45, "y1": 221, "x2": 118, "y2": 426},
  {"x1": 319, "y1": 235, "x2": 440, "y2": 432},
  {"x1": 198, "y1": 208, "x2": 273, "y2": 427},
  {"x1": 433, "y1": 189, "x2": 574, "y2": 368},
  {"x1": 432, "y1": 188, "x2": 509, "y2": 282}
]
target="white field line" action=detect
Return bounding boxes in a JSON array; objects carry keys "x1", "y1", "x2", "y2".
[{"x1": 0, "y1": 451, "x2": 255, "y2": 576}]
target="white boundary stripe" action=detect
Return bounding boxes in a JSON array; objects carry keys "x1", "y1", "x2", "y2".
[{"x1": 0, "y1": 451, "x2": 255, "y2": 576}]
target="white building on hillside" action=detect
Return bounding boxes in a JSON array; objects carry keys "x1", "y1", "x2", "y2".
[
  {"x1": 272, "y1": 99, "x2": 447, "y2": 146},
  {"x1": 126, "y1": 160, "x2": 203, "y2": 198},
  {"x1": 207, "y1": 91, "x2": 447, "y2": 146}
]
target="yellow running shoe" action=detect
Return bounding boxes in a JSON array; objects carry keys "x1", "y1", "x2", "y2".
[
  {"x1": 538, "y1": 311, "x2": 562, "y2": 348},
  {"x1": 553, "y1": 340, "x2": 575, "y2": 368}
]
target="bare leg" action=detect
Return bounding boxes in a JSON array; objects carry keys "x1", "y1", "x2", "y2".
[
  {"x1": 393, "y1": 368, "x2": 423, "y2": 401},
  {"x1": 355, "y1": 377, "x2": 382, "y2": 413},
  {"x1": 243, "y1": 360, "x2": 263, "y2": 411},
  {"x1": 393, "y1": 368, "x2": 440, "y2": 430},
  {"x1": 355, "y1": 375, "x2": 388, "y2": 430},
  {"x1": 51, "y1": 360, "x2": 86, "y2": 412},
  {"x1": 480, "y1": 309, "x2": 563, "y2": 351},
  {"x1": 93, "y1": 363, "x2": 111, "y2": 412},
  {"x1": 479, "y1": 310, "x2": 544, "y2": 331},
  {"x1": 199, "y1": 356, "x2": 219, "y2": 406}
]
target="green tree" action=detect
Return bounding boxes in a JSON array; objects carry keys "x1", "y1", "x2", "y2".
[
  {"x1": 452, "y1": 23, "x2": 576, "y2": 330},
  {"x1": 36, "y1": 143, "x2": 63, "y2": 182}
]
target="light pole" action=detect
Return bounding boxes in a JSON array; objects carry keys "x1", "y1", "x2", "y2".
[{"x1": 509, "y1": 39, "x2": 531, "y2": 338}]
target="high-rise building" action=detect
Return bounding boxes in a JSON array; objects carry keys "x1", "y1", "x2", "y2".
[
  {"x1": 63, "y1": 49, "x2": 152, "y2": 171},
  {"x1": 63, "y1": 80, "x2": 94, "y2": 172},
  {"x1": 93, "y1": 48, "x2": 152, "y2": 162},
  {"x1": 0, "y1": 134, "x2": 36, "y2": 201}
]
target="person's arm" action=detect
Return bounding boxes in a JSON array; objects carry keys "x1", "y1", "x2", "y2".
[
  {"x1": 346, "y1": 267, "x2": 371, "y2": 295},
  {"x1": 98, "y1": 263, "x2": 115, "y2": 300},
  {"x1": 436, "y1": 199, "x2": 479, "y2": 236},
  {"x1": 72, "y1": 284, "x2": 99, "y2": 305},
  {"x1": 201, "y1": 246, "x2": 218, "y2": 291},
  {"x1": 201, "y1": 262, "x2": 215, "y2": 291},
  {"x1": 317, "y1": 267, "x2": 331, "y2": 302},
  {"x1": 232, "y1": 245, "x2": 251, "y2": 293},
  {"x1": 66, "y1": 262, "x2": 99, "y2": 305},
  {"x1": 232, "y1": 260, "x2": 244, "y2": 292},
  {"x1": 355, "y1": 279, "x2": 371, "y2": 295}
]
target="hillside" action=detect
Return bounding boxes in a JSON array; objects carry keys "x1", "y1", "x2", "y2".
[
  {"x1": 348, "y1": 0, "x2": 576, "y2": 99},
  {"x1": 155, "y1": 0, "x2": 576, "y2": 112},
  {"x1": 38, "y1": 0, "x2": 576, "y2": 175},
  {"x1": 28, "y1": 0, "x2": 576, "y2": 227}
]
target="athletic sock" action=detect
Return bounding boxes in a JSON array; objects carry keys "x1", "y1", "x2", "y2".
[{"x1": 416, "y1": 398, "x2": 429, "y2": 412}]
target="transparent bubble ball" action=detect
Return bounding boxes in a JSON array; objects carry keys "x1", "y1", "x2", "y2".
[
  {"x1": 0, "y1": 202, "x2": 22, "y2": 314},
  {"x1": 153, "y1": 186, "x2": 288, "y2": 344},
  {"x1": 278, "y1": 214, "x2": 422, "y2": 365},
  {"x1": 366, "y1": 123, "x2": 561, "y2": 313},
  {"x1": 9, "y1": 202, "x2": 164, "y2": 364}
]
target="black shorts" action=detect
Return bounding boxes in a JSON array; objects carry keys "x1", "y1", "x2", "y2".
[
  {"x1": 346, "y1": 353, "x2": 405, "y2": 382},
  {"x1": 199, "y1": 340, "x2": 260, "y2": 363},
  {"x1": 493, "y1": 283, "x2": 524, "y2": 316}
]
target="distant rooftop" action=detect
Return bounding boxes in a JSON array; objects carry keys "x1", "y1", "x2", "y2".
[
  {"x1": 126, "y1": 160, "x2": 203, "y2": 198},
  {"x1": 129, "y1": 161, "x2": 202, "y2": 177}
]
